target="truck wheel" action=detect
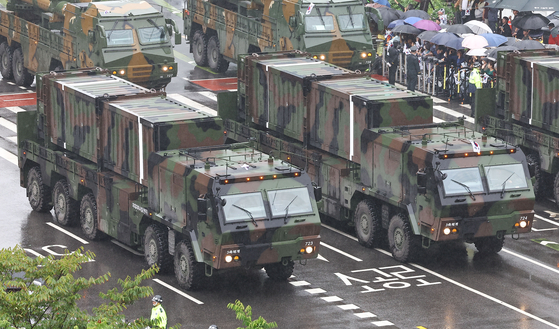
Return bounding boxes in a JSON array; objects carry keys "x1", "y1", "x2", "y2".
[
  {"x1": 0, "y1": 42, "x2": 13, "y2": 79},
  {"x1": 52, "y1": 179, "x2": 78, "y2": 226},
  {"x1": 354, "y1": 200, "x2": 382, "y2": 248},
  {"x1": 192, "y1": 30, "x2": 208, "y2": 67},
  {"x1": 388, "y1": 213, "x2": 419, "y2": 262},
  {"x1": 207, "y1": 36, "x2": 229, "y2": 73},
  {"x1": 174, "y1": 240, "x2": 205, "y2": 290},
  {"x1": 474, "y1": 236, "x2": 504, "y2": 254},
  {"x1": 265, "y1": 260, "x2": 294, "y2": 281},
  {"x1": 144, "y1": 224, "x2": 173, "y2": 273},
  {"x1": 27, "y1": 167, "x2": 52, "y2": 212},
  {"x1": 12, "y1": 48, "x2": 34, "y2": 87},
  {"x1": 80, "y1": 193, "x2": 102, "y2": 240},
  {"x1": 527, "y1": 154, "x2": 545, "y2": 200}
]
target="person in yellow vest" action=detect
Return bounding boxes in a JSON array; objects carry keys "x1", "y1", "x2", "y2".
[
  {"x1": 468, "y1": 61, "x2": 483, "y2": 117},
  {"x1": 151, "y1": 295, "x2": 167, "y2": 329}
]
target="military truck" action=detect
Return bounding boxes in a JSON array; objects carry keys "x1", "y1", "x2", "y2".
[
  {"x1": 476, "y1": 49, "x2": 559, "y2": 204},
  {"x1": 17, "y1": 69, "x2": 321, "y2": 290},
  {"x1": 182, "y1": 0, "x2": 374, "y2": 73},
  {"x1": 220, "y1": 52, "x2": 535, "y2": 262},
  {"x1": 0, "y1": 0, "x2": 180, "y2": 89}
]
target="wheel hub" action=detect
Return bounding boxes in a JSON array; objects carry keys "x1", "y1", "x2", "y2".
[
  {"x1": 148, "y1": 240, "x2": 157, "y2": 262},
  {"x1": 359, "y1": 214, "x2": 370, "y2": 235},
  {"x1": 179, "y1": 254, "x2": 189, "y2": 274},
  {"x1": 394, "y1": 227, "x2": 404, "y2": 250},
  {"x1": 84, "y1": 209, "x2": 93, "y2": 233}
]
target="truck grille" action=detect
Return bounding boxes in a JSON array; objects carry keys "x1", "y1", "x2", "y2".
[
  {"x1": 129, "y1": 66, "x2": 153, "y2": 83},
  {"x1": 330, "y1": 51, "x2": 353, "y2": 67}
]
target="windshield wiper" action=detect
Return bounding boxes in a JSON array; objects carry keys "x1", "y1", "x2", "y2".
[
  {"x1": 500, "y1": 173, "x2": 515, "y2": 198},
  {"x1": 316, "y1": 6, "x2": 326, "y2": 27},
  {"x1": 451, "y1": 179, "x2": 476, "y2": 201},
  {"x1": 106, "y1": 20, "x2": 119, "y2": 41},
  {"x1": 346, "y1": 6, "x2": 355, "y2": 28},
  {"x1": 232, "y1": 204, "x2": 257, "y2": 227},
  {"x1": 284, "y1": 196, "x2": 298, "y2": 224}
]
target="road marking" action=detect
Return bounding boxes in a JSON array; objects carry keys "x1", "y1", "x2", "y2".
[
  {"x1": 46, "y1": 222, "x2": 89, "y2": 245},
  {"x1": 322, "y1": 224, "x2": 358, "y2": 242},
  {"x1": 530, "y1": 239, "x2": 559, "y2": 252},
  {"x1": 305, "y1": 288, "x2": 326, "y2": 294},
  {"x1": 0, "y1": 147, "x2": 17, "y2": 166},
  {"x1": 198, "y1": 91, "x2": 217, "y2": 102},
  {"x1": 0, "y1": 117, "x2": 17, "y2": 133},
  {"x1": 289, "y1": 280, "x2": 311, "y2": 286},
  {"x1": 544, "y1": 210, "x2": 559, "y2": 218},
  {"x1": 153, "y1": 278, "x2": 204, "y2": 305},
  {"x1": 535, "y1": 214, "x2": 559, "y2": 227},
  {"x1": 338, "y1": 304, "x2": 360, "y2": 310},
  {"x1": 531, "y1": 227, "x2": 558, "y2": 232},
  {"x1": 412, "y1": 262, "x2": 559, "y2": 329},
  {"x1": 433, "y1": 117, "x2": 445, "y2": 123},
  {"x1": 7, "y1": 136, "x2": 16, "y2": 144},
  {"x1": 320, "y1": 242, "x2": 363, "y2": 262},
  {"x1": 355, "y1": 312, "x2": 376, "y2": 319},
  {"x1": 372, "y1": 320, "x2": 395, "y2": 326},
  {"x1": 321, "y1": 296, "x2": 343, "y2": 302},
  {"x1": 167, "y1": 93, "x2": 217, "y2": 116},
  {"x1": 111, "y1": 239, "x2": 143, "y2": 256},
  {"x1": 174, "y1": 52, "x2": 193, "y2": 65},
  {"x1": 7, "y1": 106, "x2": 25, "y2": 113},
  {"x1": 317, "y1": 254, "x2": 329, "y2": 262}
]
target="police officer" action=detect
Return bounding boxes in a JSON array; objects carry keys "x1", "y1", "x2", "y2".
[
  {"x1": 406, "y1": 46, "x2": 420, "y2": 92},
  {"x1": 387, "y1": 40, "x2": 400, "y2": 85},
  {"x1": 468, "y1": 61, "x2": 483, "y2": 117},
  {"x1": 151, "y1": 295, "x2": 167, "y2": 329}
]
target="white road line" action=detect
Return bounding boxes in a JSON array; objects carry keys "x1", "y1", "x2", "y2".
[
  {"x1": 354, "y1": 312, "x2": 376, "y2": 319},
  {"x1": 412, "y1": 262, "x2": 559, "y2": 329},
  {"x1": 433, "y1": 117, "x2": 445, "y2": 123},
  {"x1": 371, "y1": 320, "x2": 395, "y2": 326},
  {"x1": 321, "y1": 224, "x2": 358, "y2": 242},
  {"x1": 535, "y1": 214, "x2": 559, "y2": 227},
  {"x1": 0, "y1": 117, "x2": 17, "y2": 133},
  {"x1": 433, "y1": 105, "x2": 474, "y2": 124},
  {"x1": 7, "y1": 136, "x2": 17, "y2": 144},
  {"x1": 338, "y1": 304, "x2": 360, "y2": 310},
  {"x1": 500, "y1": 248, "x2": 559, "y2": 275},
  {"x1": 167, "y1": 93, "x2": 217, "y2": 116},
  {"x1": 7, "y1": 106, "x2": 25, "y2": 113},
  {"x1": 0, "y1": 148, "x2": 18, "y2": 166},
  {"x1": 305, "y1": 288, "x2": 326, "y2": 294},
  {"x1": 153, "y1": 278, "x2": 204, "y2": 305},
  {"x1": 531, "y1": 227, "x2": 558, "y2": 232},
  {"x1": 197, "y1": 91, "x2": 217, "y2": 102},
  {"x1": 321, "y1": 296, "x2": 343, "y2": 302},
  {"x1": 289, "y1": 280, "x2": 311, "y2": 286},
  {"x1": 320, "y1": 242, "x2": 363, "y2": 262},
  {"x1": 45, "y1": 222, "x2": 89, "y2": 245}
]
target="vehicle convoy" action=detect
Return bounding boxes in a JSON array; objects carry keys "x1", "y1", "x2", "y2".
[
  {"x1": 476, "y1": 49, "x2": 559, "y2": 204},
  {"x1": 182, "y1": 0, "x2": 374, "y2": 73},
  {"x1": 0, "y1": 0, "x2": 180, "y2": 89},
  {"x1": 17, "y1": 69, "x2": 321, "y2": 289},
  {"x1": 219, "y1": 52, "x2": 535, "y2": 262}
]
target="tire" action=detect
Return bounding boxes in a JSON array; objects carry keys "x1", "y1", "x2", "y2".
[
  {"x1": 174, "y1": 240, "x2": 205, "y2": 290},
  {"x1": 0, "y1": 42, "x2": 13, "y2": 79},
  {"x1": 265, "y1": 260, "x2": 294, "y2": 281},
  {"x1": 26, "y1": 167, "x2": 52, "y2": 212},
  {"x1": 553, "y1": 171, "x2": 559, "y2": 206},
  {"x1": 526, "y1": 153, "x2": 545, "y2": 200},
  {"x1": 474, "y1": 236, "x2": 504, "y2": 254},
  {"x1": 207, "y1": 36, "x2": 229, "y2": 73},
  {"x1": 144, "y1": 224, "x2": 173, "y2": 273},
  {"x1": 52, "y1": 179, "x2": 78, "y2": 226},
  {"x1": 12, "y1": 48, "x2": 34, "y2": 87},
  {"x1": 354, "y1": 200, "x2": 382, "y2": 248},
  {"x1": 80, "y1": 193, "x2": 102, "y2": 240},
  {"x1": 192, "y1": 30, "x2": 208, "y2": 67},
  {"x1": 387, "y1": 213, "x2": 419, "y2": 262}
]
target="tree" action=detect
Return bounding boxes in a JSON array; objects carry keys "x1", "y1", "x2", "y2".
[
  {"x1": 227, "y1": 300, "x2": 277, "y2": 329},
  {"x1": 0, "y1": 245, "x2": 180, "y2": 329}
]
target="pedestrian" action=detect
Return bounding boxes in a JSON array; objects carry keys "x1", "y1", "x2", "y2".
[
  {"x1": 468, "y1": 61, "x2": 483, "y2": 117},
  {"x1": 406, "y1": 46, "x2": 420, "y2": 92},
  {"x1": 438, "y1": 9, "x2": 448, "y2": 25},
  {"x1": 387, "y1": 40, "x2": 400, "y2": 85},
  {"x1": 487, "y1": 6, "x2": 499, "y2": 33},
  {"x1": 499, "y1": 17, "x2": 512, "y2": 37},
  {"x1": 151, "y1": 295, "x2": 167, "y2": 329}
]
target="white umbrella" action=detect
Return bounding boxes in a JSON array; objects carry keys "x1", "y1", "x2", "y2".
[
  {"x1": 462, "y1": 35, "x2": 490, "y2": 49},
  {"x1": 466, "y1": 48, "x2": 488, "y2": 56},
  {"x1": 464, "y1": 21, "x2": 493, "y2": 35}
]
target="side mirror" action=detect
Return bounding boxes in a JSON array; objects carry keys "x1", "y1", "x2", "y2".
[
  {"x1": 175, "y1": 32, "x2": 182, "y2": 45},
  {"x1": 289, "y1": 16, "x2": 297, "y2": 28},
  {"x1": 88, "y1": 30, "x2": 96, "y2": 43},
  {"x1": 417, "y1": 171, "x2": 427, "y2": 194},
  {"x1": 313, "y1": 186, "x2": 322, "y2": 202}
]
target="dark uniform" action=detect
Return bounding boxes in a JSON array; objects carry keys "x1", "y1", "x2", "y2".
[
  {"x1": 387, "y1": 41, "x2": 400, "y2": 85},
  {"x1": 406, "y1": 47, "x2": 420, "y2": 92}
]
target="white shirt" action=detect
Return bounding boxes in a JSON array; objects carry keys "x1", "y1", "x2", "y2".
[{"x1": 461, "y1": 0, "x2": 469, "y2": 10}]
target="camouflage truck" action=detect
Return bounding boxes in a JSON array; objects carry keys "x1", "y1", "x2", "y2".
[
  {"x1": 0, "y1": 0, "x2": 181, "y2": 89},
  {"x1": 17, "y1": 69, "x2": 321, "y2": 290},
  {"x1": 182, "y1": 0, "x2": 374, "y2": 73},
  {"x1": 220, "y1": 52, "x2": 535, "y2": 262},
  {"x1": 477, "y1": 49, "x2": 559, "y2": 204}
]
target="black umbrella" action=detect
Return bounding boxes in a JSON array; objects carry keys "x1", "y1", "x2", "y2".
[
  {"x1": 417, "y1": 30, "x2": 438, "y2": 41},
  {"x1": 504, "y1": 37, "x2": 519, "y2": 46},
  {"x1": 430, "y1": 32, "x2": 459, "y2": 45},
  {"x1": 486, "y1": 46, "x2": 519, "y2": 60},
  {"x1": 514, "y1": 39, "x2": 545, "y2": 49},
  {"x1": 402, "y1": 9, "x2": 430, "y2": 20},
  {"x1": 446, "y1": 24, "x2": 474, "y2": 34},
  {"x1": 488, "y1": 0, "x2": 558, "y2": 11},
  {"x1": 377, "y1": 7, "x2": 402, "y2": 25},
  {"x1": 512, "y1": 13, "x2": 550, "y2": 30},
  {"x1": 392, "y1": 24, "x2": 421, "y2": 35}
]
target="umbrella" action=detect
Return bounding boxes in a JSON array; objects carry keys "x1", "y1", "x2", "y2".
[
  {"x1": 462, "y1": 35, "x2": 490, "y2": 49},
  {"x1": 552, "y1": 26, "x2": 559, "y2": 38},
  {"x1": 512, "y1": 13, "x2": 550, "y2": 30},
  {"x1": 372, "y1": 0, "x2": 391, "y2": 7},
  {"x1": 446, "y1": 24, "x2": 474, "y2": 34},
  {"x1": 413, "y1": 19, "x2": 441, "y2": 31},
  {"x1": 464, "y1": 21, "x2": 493, "y2": 34},
  {"x1": 392, "y1": 24, "x2": 421, "y2": 35},
  {"x1": 445, "y1": 37, "x2": 465, "y2": 50},
  {"x1": 479, "y1": 33, "x2": 508, "y2": 47},
  {"x1": 515, "y1": 39, "x2": 545, "y2": 50},
  {"x1": 387, "y1": 19, "x2": 405, "y2": 29},
  {"x1": 376, "y1": 7, "x2": 401, "y2": 25},
  {"x1": 486, "y1": 46, "x2": 519, "y2": 60},
  {"x1": 487, "y1": 0, "x2": 557, "y2": 11},
  {"x1": 417, "y1": 30, "x2": 439, "y2": 41},
  {"x1": 402, "y1": 9, "x2": 430, "y2": 20},
  {"x1": 466, "y1": 48, "x2": 487, "y2": 56},
  {"x1": 430, "y1": 32, "x2": 459, "y2": 45},
  {"x1": 404, "y1": 17, "x2": 422, "y2": 25},
  {"x1": 366, "y1": 8, "x2": 385, "y2": 31}
]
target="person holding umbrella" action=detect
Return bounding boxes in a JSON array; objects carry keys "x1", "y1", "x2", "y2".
[
  {"x1": 499, "y1": 17, "x2": 512, "y2": 37},
  {"x1": 406, "y1": 46, "x2": 420, "y2": 92},
  {"x1": 387, "y1": 39, "x2": 401, "y2": 85}
]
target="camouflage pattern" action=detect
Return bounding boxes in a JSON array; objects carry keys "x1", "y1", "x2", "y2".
[
  {"x1": 184, "y1": 0, "x2": 374, "y2": 71},
  {"x1": 0, "y1": 0, "x2": 179, "y2": 88},
  {"x1": 235, "y1": 52, "x2": 432, "y2": 162}
]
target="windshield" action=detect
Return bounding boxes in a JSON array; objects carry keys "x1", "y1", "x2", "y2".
[
  {"x1": 222, "y1": 192, "x2": 267, "y2": 223},
  {"x1": 338, "y1": 14, "x2": 365, "y2": 31},
  {"x1": 441, "y1": 167, "x2": 484, "y2": 196},
  {"x1": 138, "y1": 26, "x2": 169, "y2": 44},
  {"x1": 305, "y1": 15, "x2": 335, "y2": 32},
  {"x1": 484, "y1": 163, "x2": 527, "y2": 192},
  {"x1": 106, "y1": 29, "x2": 134, "y2": 46},
  {"x1": 267, "y1": 187, "x2": 314, "y2": 217}
]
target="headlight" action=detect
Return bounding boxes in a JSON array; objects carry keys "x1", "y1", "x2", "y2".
[
  {"x1": 162, "y1": 66, "x2": 168, "y2": 72},
  {"x1": 443, "y1": 227, "x2": 451, "y2": 235},
  {"x1": 319, "y1": 54, "x2": 326, "y2": 60},
  {"x1": 361, "y1": 52, "x2": 367, "y2": 59},
  {"x1": 519, "y1": 220, "x2": 527, "y2": 228},
  {"x1": 225, "y1": 255, "x2": 233, "y2": 263},
  {"x1": 305, "y1": 246, "x2": 314, "y2": 254}
]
